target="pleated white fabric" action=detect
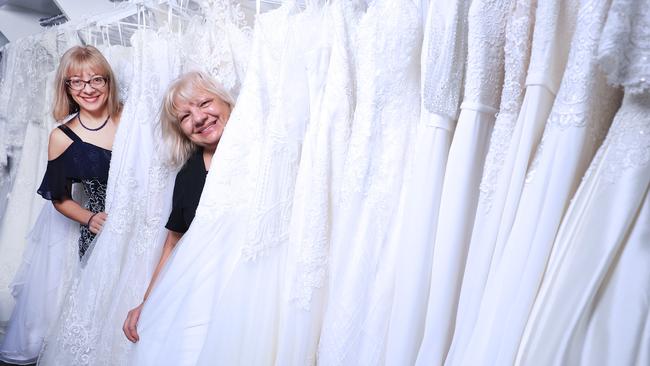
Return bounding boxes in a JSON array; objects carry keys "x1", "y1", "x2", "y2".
[{"x1": 458, "y1": 0, "x2": 622, "y2": 364}]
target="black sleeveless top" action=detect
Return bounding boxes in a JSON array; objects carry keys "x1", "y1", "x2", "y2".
[{"x1": 37, "y1": 124, "x2": 112, "y2": 258}]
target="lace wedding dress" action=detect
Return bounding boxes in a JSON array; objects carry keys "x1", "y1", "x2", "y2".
[
  {"x1": 131, "y1": 4, "x2": 294, "y2": 365},
  {"x1": 317, "y1": 1, "x2": 422, "y2": 364},
  {"x1": 516, "y1": 2, "x2": 650, "y2": 364},
  {"x1": 274, "y1": 1, "x2": 360, "y2": 364},
  {"x1": 458, "y1": 0, "x2": 622, "y2": 364},
  {"x1": 38, "y1": 29, "x2": 179, "y2": 366},
  {"x1": 383, "y1": 0, "x2": 469, "y2": 364}
]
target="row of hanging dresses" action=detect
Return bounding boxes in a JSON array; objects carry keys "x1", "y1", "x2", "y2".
[
  {"x1": 416, "y1": 0, "x2": 510, "y2": 362},
  {"x1": 456, "y1": 0, "x2": 622, "y2": 362},
  {"x1": 516, "y1": 0, "x2": 650, "y2": 364},
  {"x1": 0, "y1": 29, "x2": 82, "y2": 364},
  {"x1": 383, "y1": 0, "x2": 468, "y2": 363},
  {"x1": 0, "y1": 31, "x2": 64, "y2": 336},
  {"x1": 316, "y1": 0, "x2": 422, "y2": 363}
]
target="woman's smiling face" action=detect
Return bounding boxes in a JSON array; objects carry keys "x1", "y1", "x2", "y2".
[{"x1": 175, "y1": 90, "x2": 231, "y2": 150}]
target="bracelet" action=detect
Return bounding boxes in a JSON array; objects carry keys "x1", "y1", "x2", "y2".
[{"x1": 87, "y1": 212, "x2": 99, "y2": 227}]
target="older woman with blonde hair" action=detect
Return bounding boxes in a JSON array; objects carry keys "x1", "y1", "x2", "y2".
[{"x1": 123, "y1": 71, "x2": 234, "y2": 342}]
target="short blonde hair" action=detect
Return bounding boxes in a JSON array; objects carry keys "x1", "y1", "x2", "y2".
[
  {"x1": 160, "y1": 71, "x2": 235, "y2": 167},
  {"x1": 53, "y1": 45, "x2": 121, "y2": 121}
]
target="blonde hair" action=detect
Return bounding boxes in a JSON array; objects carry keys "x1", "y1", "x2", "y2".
[
  {"x1": 160, "y1": 71, "x2": 235, "y2": 167},
  {"x1": 52, "y1": 45, "x2": 121, "y2": 121}
]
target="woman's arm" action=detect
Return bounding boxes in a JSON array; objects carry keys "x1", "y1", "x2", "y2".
[{"x1": 123, "y1": 229, "x2": 183, "y2": 342}]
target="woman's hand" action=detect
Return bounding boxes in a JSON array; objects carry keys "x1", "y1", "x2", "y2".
[
  {"x1": 88, "y1": 212, "x2": 108, "y2": 234},
  {"x1": 123, "y1": 302, "x2": 144, "y2": 343}
]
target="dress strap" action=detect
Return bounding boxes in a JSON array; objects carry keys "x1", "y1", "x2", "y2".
[{"x1": 58, "y1": 124, "x2": 82, "y2": 142}]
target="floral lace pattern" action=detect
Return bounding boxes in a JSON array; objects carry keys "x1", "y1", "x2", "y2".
[
  {"x1": 182, "y1": 0, "x2": 252, "y2": 99},
  {"x1": 598, "y1": 0, "x2": 650, "y2": 94},
  {"x1": 598, "y1": 92, "x2": 650, "y2": 184},
  {"x1": 478, "y1": 0, "x2": 537, "y2": 212},
  {"x1": 525, "y1": 0, "x2": 622, "y2": 185}
]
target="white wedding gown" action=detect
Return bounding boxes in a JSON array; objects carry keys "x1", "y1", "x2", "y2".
[
  {"x1": 517, "y1": 1, "x2": 650, "y2": 364},
  {"x1": 38, "y1": 29, "x2": 179, "y2": 366},
  {"x1": 416, "y1": 0, "x2": 511, "y2": 363},
  {"x1": 384, "y1": 0, "x2": 470, "y2": 363},
  {"x1": 317, "y1": 0, "x2": 422, "y2": 364},
  {"x1": 274, "y1": 1, "x2": 358, "y2": 364},
  {"x1": 458, "y1": 0, "x2": 622, "y2": 364},
  {"x1": 0, "y1": 34, "x2": 61, "y2": 330},
  {"x1": 0, "y1": 31, "x2": 81, "y2": 364},
  {"x1": 131, "y1": 4, "x2": 298, "y2": 365}
]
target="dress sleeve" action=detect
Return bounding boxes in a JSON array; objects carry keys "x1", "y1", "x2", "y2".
[
  {"x1": 165, "y1": 173, "x2": 188, "y2": 233},
  {"x1": 37, "y1": 157, "x2": 72, "y2": 201}
]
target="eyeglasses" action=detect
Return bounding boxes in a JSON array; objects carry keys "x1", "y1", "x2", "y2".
[{"x1": 65, "y1": 76, "x2": 108, "y2": 91}]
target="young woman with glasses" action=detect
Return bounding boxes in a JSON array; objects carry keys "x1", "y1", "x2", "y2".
[{"x1": 38, "y1": 45, "x2": 121, "y2": 258}]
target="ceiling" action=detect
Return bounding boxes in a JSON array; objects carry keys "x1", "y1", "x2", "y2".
[{"x1": 0, "y1": 0, "x2": 281, "y2": 48}]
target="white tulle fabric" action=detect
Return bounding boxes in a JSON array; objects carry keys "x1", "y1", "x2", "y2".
[
  {"x1": 317, "y1": 1, "x2": 422, "y2": 365},
  {"x1": 0, "y1": 204, "x2": 79, "y2": 365},
  {"x1": 458, "y1": 0, "x2": 622, "y2": 364},
  {"x1": 444, "y1": 0, "x2": 579, "y2": 363},
  {"x1": 383, "y1": 0, "x2": 469, "y2": 364},
  {"x1": 38, "y1": 30, "x2": 179, "y2": 366},
  {"x1": 416, "y1": 0, "x2": 511, "y2": 364},
  {"x1": 130, "y1": 4, "x2": 294, "y2": 365}
]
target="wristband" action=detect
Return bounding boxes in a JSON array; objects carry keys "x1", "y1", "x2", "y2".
[{"x1": 87, "y1": 212, "x2": 99, "y2": 227}]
